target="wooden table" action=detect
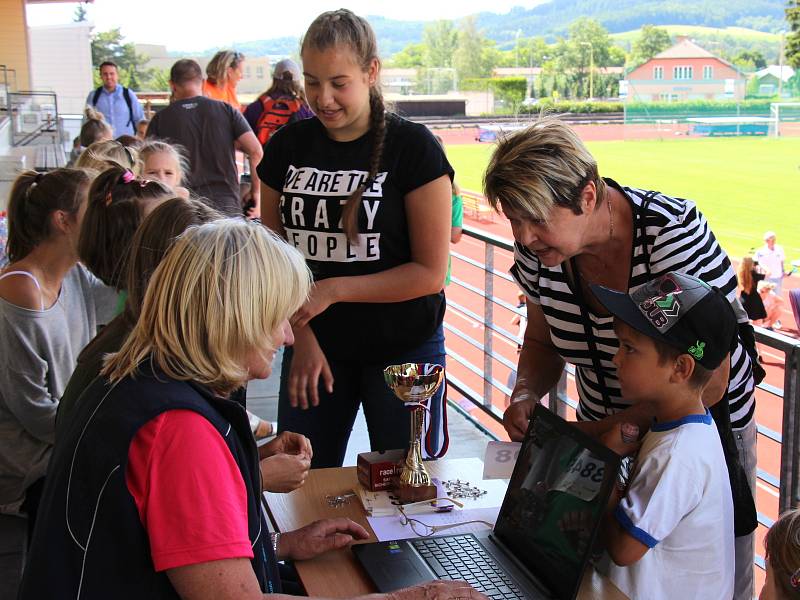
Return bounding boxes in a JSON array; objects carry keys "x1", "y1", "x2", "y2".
[{"x1": 264, "y1": 457, "x2": 627, "y2": 599}]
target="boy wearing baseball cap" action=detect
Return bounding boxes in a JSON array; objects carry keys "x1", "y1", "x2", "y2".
[{"x1": 591, "y1": 272, "x2": 736, "y2": 600}]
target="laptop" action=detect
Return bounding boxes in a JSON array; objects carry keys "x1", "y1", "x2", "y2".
[{"x1": 353, "y1": 404, "x2": 621, "y2": 600}]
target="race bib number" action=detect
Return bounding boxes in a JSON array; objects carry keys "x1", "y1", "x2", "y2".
[
  {"x1": 550, "y1": 449, "x2": 605, "y2": 501},
  {"x1": 483, "y1": 441, "x2": 522, "y2": 479}
]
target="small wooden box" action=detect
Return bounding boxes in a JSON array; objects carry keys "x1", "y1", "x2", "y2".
[{"x1": 357, "y1": 449, "x2": 404, "y2": 492}]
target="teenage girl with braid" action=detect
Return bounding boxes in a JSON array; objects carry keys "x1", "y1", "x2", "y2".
[{"x1": 259, "y1": 9, "x2": 454, "y2": 468}]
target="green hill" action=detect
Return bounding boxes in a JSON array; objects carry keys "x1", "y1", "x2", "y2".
[{"x1": 203, "y1": 0, "x2": 786, "y2": 58}]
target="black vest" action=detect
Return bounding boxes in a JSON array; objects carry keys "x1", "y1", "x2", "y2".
[{"x1": 20, "y1": 362, "x2": 281, "y2": 599}]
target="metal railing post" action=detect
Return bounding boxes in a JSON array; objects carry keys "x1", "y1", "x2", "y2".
[
  {"x1": 547, "y1": 369, "x2": 568, "y2": 418},
  {"x1": 483, "y1": 244, "x2": 495, "y2": 410},
  {"x1": 780, "y1": 345, "x2": 800, "y2": 512}
]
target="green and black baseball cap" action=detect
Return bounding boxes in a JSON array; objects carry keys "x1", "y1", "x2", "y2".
[{"x1": 591, "y1": 272, "x2": 737, "y2": 370}]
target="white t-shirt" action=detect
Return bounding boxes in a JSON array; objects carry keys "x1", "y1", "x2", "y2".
[
  {"x1": 754, "y1": 244, "x2": 785, "y2": 279},
  {"x1": 605, "y1": 411, "x2": 734, "y2": 600}
]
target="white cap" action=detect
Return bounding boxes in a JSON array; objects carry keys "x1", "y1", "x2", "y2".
[
  {"x1": 272, "y1": 58, "x2": 301, "y2": 81},
  {"x1": 764, "y1": 230, "x2": 776, "y2": 241}
]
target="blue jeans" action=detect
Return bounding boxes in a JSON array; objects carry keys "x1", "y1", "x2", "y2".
[{"x1": 278, "y1": 326, "x2": 446, "y2": 468}]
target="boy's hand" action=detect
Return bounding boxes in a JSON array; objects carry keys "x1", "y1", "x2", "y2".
[{"x1": 600, "y1": 422, "x2": 641, "y2": 457}]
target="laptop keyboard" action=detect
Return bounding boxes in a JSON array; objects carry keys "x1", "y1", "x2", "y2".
[{"x1": 412, "y1": 535, "x2": 525, "y2": 599}]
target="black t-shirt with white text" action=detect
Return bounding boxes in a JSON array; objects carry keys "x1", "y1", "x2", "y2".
[{"x1": 258, "y1": 114, "x2": 454, "y2": 361}]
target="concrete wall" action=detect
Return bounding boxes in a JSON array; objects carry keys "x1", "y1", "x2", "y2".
[
  {"x1": 0, "y1": 0, "x2": 31, "y2": 91},
  {"x1": 28, "y1": 22, "x2": 93, "y2": 115}
]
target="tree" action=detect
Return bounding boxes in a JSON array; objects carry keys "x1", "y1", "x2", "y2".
[
  {"x1": 608, "y1": 46, "x2": 628, "y2": 67},
  {"x1": 555, "y1": 19, "x2": 612, "y2": 98},
  {"x1": 454, "y1": 17, "x2": 492, "y2": 79},
  {"x1": 787, "y1": 1, "x2": 800, "y2": 70},
  {"x1": 630, "y1": 25, "x2": 671, "y2": 66},
  {"x1": 73, "y1": 2, "x2": 88, "y2": 22},
  {"x1": 732, "y1": 50, "x2": 768, "y2": 71},
  {"x1": 422, "y1": 20, "x2": 458, "y2": 68},
  {"x1": 91, "y1": 28, "x2": 151, "y2": 91},
  {"x1": 389, "y1": 43, "x2": 425, "y2": 68}
]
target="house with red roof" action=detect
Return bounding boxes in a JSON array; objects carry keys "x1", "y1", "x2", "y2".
[{"x1": 625, "y1": 37, "x2": 745, "y2": 102}]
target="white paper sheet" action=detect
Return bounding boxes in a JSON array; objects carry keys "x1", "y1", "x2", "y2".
[{"x1": 368, "y1": 506, "x2": 501, "y2": 541}]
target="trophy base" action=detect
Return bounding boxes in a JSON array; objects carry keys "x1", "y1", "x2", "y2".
[{"x1": 391, "y1": 479, "x2": 438, "y2": 504}]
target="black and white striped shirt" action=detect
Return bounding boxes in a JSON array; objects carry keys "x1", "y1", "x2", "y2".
[{"x1": 511, "y1": 180, "x2": 755, "y2": 429}]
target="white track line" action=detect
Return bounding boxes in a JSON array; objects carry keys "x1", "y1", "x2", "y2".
[{"x1": 758, "y1": 481, "x2": 779, "y2": 498}]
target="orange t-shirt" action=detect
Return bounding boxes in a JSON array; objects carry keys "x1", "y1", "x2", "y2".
[{"x1": 203, "y1": 80, "x2": 241, "y2": 111}]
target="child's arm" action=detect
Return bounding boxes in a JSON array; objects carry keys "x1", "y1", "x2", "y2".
[
  {"x1": 600, "y1": 422, "x2": 652, "y2": 566},
  {"x1": 604, "y1": 500, "x2": 650, "y2": 567}
]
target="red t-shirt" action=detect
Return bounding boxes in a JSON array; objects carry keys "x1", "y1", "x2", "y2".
[{"x1": 125, "y1": 409, "x2": 254, "y2": 571}]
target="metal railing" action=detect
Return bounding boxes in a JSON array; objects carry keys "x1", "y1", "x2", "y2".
[{"x1": 444, "y1": 225, "x2": 800, "y2": 571}]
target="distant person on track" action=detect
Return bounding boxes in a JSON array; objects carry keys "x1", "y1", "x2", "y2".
[
  {"x1": 486, "y1": 116, "x2": 758, "y2": 600},
  {"x1": 755, "y1": 231, "x2": 787, "y2": 296},
  {"x1": 756, "y1": 281, "x2": 785, "y2": 331},
  {"x1": 738, "y1": 256, "x2": 767, "y2": 323}
]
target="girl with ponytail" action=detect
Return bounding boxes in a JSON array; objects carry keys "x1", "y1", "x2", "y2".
[
  {"x1": 0, "y1": 168, "x2": 116, "y2": 597},
  {"x1": 78, "y1": 165, "x2": 173, "y2": 294},
  {"x1": 258, "y1": 9, "x2": 454, "y2": 468}
]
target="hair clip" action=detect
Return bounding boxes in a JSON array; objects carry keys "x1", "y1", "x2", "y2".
[
  {"x1": 791, "y1": 568, "x2": 800, "y2": 588},
  {"x1": 120, "y1": 170, "x2": 135, "y2": 184}
]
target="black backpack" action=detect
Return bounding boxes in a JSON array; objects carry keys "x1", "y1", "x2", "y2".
[{"x1": 92, "y1": 86, "x2": 135, "y2": 127}]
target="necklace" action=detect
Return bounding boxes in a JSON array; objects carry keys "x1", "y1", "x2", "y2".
[{"x1": 576, "y1": 195, "x2": 615, "y2": 283}]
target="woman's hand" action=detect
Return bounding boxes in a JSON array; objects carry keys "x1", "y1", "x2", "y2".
[
  {"x1": 503, "y1": 397, "x2": 535, "y2": 442},
  {"x1": 259, "y1": 431, "x2": 313, "y2": 460},
  {"x1": 278, "y1": 518, "x2": 370, "y2": 561},
  {"x1": 291, "y1": 279, "x2": 339, "y2": 330},
  {"x1": 260, "y1": 453, "x2": 311, "y2": 493},
  {"x1": 288, "y1": 326, "x2": 334, "y2": 409},
  {"x1": 386, "y1": 580, "x2": 489, "y2": 600}
]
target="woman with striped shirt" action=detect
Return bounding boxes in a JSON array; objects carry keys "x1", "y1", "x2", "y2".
[{"x1": 484, "y1": 117, "x2": 757, "y2": 600}]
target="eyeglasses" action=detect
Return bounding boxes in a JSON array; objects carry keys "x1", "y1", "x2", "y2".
[{"x1": 396, "y1": 498, "x2": 494, "y2": 538}]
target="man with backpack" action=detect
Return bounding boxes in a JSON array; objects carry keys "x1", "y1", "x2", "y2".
[{"x1": 85, "y1": 61, "x2": 145, "y2": 138}]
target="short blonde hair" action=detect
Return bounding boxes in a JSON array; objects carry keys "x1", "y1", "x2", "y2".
[
  {"x1": 483, "y1": 116, "x2": 606, "y2": 223},
  {"x1": 103, "y1": 219, "x2": 311, "y2": 395},
  {"x1": 75, "y1": 140, "x2": 142, "y2": 174}
]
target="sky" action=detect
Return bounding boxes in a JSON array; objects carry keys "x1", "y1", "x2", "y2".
[{"x1": 26, "y1": 1, "x2": 544, "y2": 52}]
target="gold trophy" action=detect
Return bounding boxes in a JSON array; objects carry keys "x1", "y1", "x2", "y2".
[{"x1": 383, "y1": 363, "x2": 444, "y2": 503}]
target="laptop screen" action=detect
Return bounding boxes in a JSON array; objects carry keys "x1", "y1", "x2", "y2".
[{"x1": 493, "y1": 405, "x2": 619, "y2": 600}]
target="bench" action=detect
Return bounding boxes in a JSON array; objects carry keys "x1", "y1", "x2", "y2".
[{"x1": 462, "y1": 190, "x2": 495, "y2": 222}]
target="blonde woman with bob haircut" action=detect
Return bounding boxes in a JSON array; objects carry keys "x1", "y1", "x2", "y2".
[
  {"x1": 487, "y1": 116, "x2": 758, "y2": 599},
  {"x1": 20, "y1": 219, "x2": 396, "y2": 599}
]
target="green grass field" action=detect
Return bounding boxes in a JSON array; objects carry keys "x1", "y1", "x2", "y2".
[{"x1": 447, "y1": 136, "x2": 800, "y2": 261}]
